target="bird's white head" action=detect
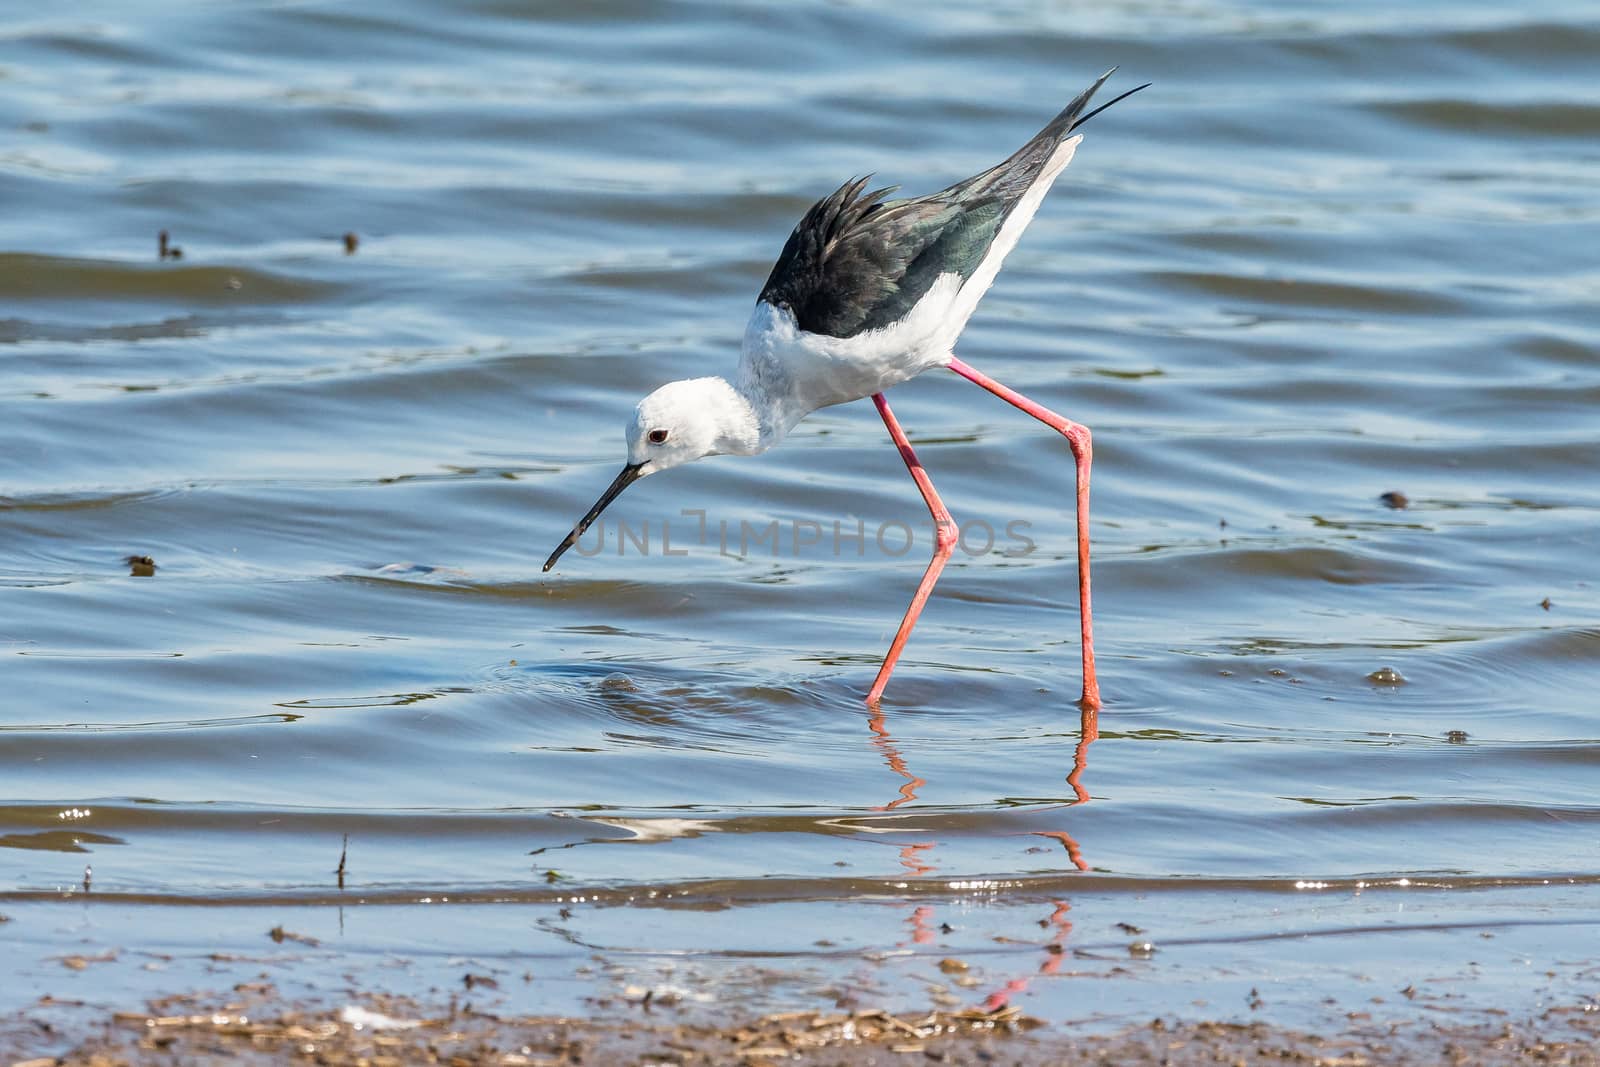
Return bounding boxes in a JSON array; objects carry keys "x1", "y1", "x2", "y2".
[
  {"x1": 625, "y1": 376, "x2": 756, "y2": 476},
  {"x1": 545, "y1": 376, "x2": 759, "y2": 571}
]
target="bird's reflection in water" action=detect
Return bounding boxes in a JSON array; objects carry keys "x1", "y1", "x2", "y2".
[
  {"x1": 1031, "y1": 829, "x2": 1088, "y2": 872},
  {"x1": 981, "y1": 899, "x2": 1075, "y2": 1012},
  {"x1": 1029, "y1": 704, "x2": 1097, "y2": 870},
  {"x1": 906, "y1": 904, "x2": 937, "y2": 946},
  {"x1": 1069, "y1": 705, "x2": 1098, "y2": 802},
  {"x1": 864, "y1": 702, "x2": 1098, "y2": 1010},
  {"x1": 896, "y1": 841, "x2": 937, "y2": 877},
  {"x1": 866, "y1": 704, "x2": 926, "y2": 810},
  {"x1": 864, "y1": 703, "x2": 1098, "y2": 839}
]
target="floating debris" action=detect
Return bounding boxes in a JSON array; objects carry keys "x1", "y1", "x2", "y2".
[
  {"x1": 124, "y1": 554, "x2": 157, "y2": 577},
  {"x1": 1129, "y1": 941, "x2": 1157, "y2": 958},
  {"x1": 158, "y1": 230, "x2": 183, "y2": 260},
  {"x1": 1445, "y1": 730, "x2": 1469, "y2": 744},
  {"x1": 1366, "y1": 666, "x2": 1406, "y2": 685},
  {"x1": 343, "y1": 231, "x2": 360, "y2": 254},
  {"x1": 1379, "y1": 490, "x2": 1409, "y2": 509},
  {"x1": 338, "y1": 1004, "x2": 421, "y2": 1031},
  {"x1": 1540, "y1": 597, "x2": 1553, "y2": 611},
  {"x1": 57, "y1": 950, "x2": 117, "y2": 970},
  {"x1": 267, "y1": 925, "x2": 320, "y2": 947}
]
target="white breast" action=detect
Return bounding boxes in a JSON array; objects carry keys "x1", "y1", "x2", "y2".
[{"x1": 738, "y1": 279, "x2": 963, "y2": 422}]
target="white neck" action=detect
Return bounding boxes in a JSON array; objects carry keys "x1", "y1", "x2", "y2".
[
  {"x1": 731, "y1": 375, "x2": 805, "y2": 453},
  {"x1": 735, "y1": 302, "x2": 826, "y2": 451},
  {"x1": 674, "y1": 376, "x2": 764, "y2": 457}
]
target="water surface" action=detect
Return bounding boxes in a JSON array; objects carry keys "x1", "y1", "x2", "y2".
[{"x1": 2, "y1": 0, "x2": 1598, "y2": 1029}]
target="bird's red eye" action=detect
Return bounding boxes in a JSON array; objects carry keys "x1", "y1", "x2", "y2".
[{"x1": 647, "y1": 429, "x2": 670, "y2": 445}]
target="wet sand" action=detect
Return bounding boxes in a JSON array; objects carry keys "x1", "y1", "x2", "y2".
[
  {"x1": 6, "y1": 2, "x2": 1599, "y2": 1059},
  {"x1": 7, "y1": 888, "x2": 1600, "y2": 1065},
  {"x1": 8, "y1": 984, "x2": 1599, "y2": 1067}
]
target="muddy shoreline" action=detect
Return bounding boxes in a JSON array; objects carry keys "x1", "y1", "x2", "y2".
[{"x1": 9, "y1": 984, "x2": 1599, "y2": 1066}]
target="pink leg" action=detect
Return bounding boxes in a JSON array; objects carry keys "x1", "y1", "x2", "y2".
[
  {"x1": 867, "y1": 392, "x2": 958, "y2": 704},
  {"x1": 947, "y1": 356, "x2": 1100, "y2": 710}
]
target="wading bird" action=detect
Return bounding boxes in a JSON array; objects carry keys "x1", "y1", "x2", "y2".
[{"x1": 546, "y1": 70, "x2": 1147, "y2": 708}]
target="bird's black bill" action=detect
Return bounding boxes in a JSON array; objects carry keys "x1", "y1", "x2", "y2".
[{"x1": 543, "y1": 463, "x2": 644, "y2": 572}]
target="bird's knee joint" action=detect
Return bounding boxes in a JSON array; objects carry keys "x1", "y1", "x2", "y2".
[
  {"x1": 1064, "y1": 423, "x2": 1092, "y2": 459},
  {"x1": 933, "y1": 520, "x2": 959, "y2": 554}
]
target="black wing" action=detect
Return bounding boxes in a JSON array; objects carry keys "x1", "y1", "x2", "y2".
[{"x1": 757, "y1": 69, "x2": 1145, "y2": 339}]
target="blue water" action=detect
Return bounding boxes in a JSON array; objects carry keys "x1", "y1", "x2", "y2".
[{"x1": 2, "y1": 0, "x2": 1598, "y2": 1037}]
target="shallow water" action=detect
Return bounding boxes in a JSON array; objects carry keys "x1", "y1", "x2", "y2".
[{"x1": 3, "y1": 0, "x2": 1598, "y2": 1028}]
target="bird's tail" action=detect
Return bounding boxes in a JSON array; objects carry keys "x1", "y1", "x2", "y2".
[
  {"x1": 1030, "y1": 68, "x2": 1151, "y2": 156},
  {"x1": 957, "y1": 69, "x2": 1149, "y2": 204}
]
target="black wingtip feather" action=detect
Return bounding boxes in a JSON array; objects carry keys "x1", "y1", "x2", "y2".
[
  {"x1": 800, "y1": 175, "x2": 900, "y2": 248},
  {"x1": 1071, "y1": 81, "x2": 1151, "y2": 132}
]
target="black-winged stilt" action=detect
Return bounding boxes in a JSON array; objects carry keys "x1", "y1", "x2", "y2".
[{"x1": 546, "y1": 70, "x2": 1148, "y2": 709}]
